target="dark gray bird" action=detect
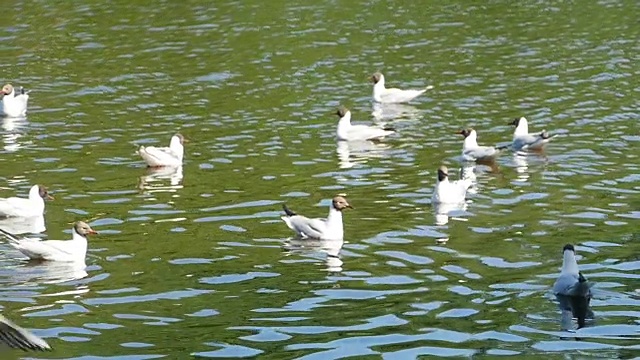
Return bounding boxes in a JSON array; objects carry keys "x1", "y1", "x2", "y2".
[
  {"x1": 552, "y1": 244, "x2": 594, "y2": 330},
  {"x1": 0, "y1": 314, "x2": 51, "y2": 352}
]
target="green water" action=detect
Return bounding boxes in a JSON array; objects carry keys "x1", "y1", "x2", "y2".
[{"x1": 0, "y1": 0, "x2": 638, "y2": 359}]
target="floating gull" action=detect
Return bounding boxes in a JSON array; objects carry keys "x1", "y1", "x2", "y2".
[
  {"x1": 553, "y1": 244, "x2": 594, "y2": 330},
  {"x1": 137, "y1": 133, "x2": 185, "y2": 167},
  {"x1": 0, "y1": 185, "x2": 53, "y2": 218},
  {"x1": 371, "y1": 72, "x2": 434, "y2": 104},
  {"x1": 0, "y1": 84, "x2": 29, "y2": 118},
  {"x1": 510, "y1": 117, "x2": 555, "y2": 151},
  {"x1": 281, "y1": 196, "x2": 352, "y2": 240},
  {"x1": 336, "y1": 106, "x2": 395, "y2": 142}
]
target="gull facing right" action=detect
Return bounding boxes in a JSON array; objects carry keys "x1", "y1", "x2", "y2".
[
  {"x1": 458, "y1": 128, "x2": 509, "y2": 162},
  {"x1": 0, "y1": 84, "x2": 29, "y2": 118},
  {"x1": 510, "y1": 117, "x2": 555, "y2": 151},
  {"x1": 335, "y1": 106, "x2": 395, "y2": 141},
  {"x1": 0, "y1": 185, "x2": 54, "y2": 218},
  {"x1": 371, "y1": 72, "x2": 434, "y2": 104},
  {"x1": 432, "y1": 165, "x2": 473, "y2": 204},
  {"x1": 137, "y1": 133, "x2": 185, "y2": 167},
  {"x1": 0, "y1": 314, "x2": 51, "y2": 352},
  {"x1": 553, "y1": 243, "x2": 594, "y2": 330},
  {"x1": 281, "y1": 196, "x2": 352, "y2": 240},
  {"x1": 0, "y1": 221, "x2": 97, "y2": 262}
]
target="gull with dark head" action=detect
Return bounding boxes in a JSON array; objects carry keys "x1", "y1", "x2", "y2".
[
  {"x1": 553, "y1": 243, "x2": 594, "y2": 330},
  {"x1": 0, "y1": 185, "x2": 54, "y2": 218},
  {"x1": 510, "y1": 117, "x2": 555, "y2": 151},
  {"x1": 458, "y1": 128, "x2": 509, "y2": 162},
  {"x1": 371, "y1": 72, "x2": 434, "y2": 104},
  {"x1": 335, "y1": 106, "x2": 395, "y2": 142},
  {"x1": 0, "y1": 221, "x2": 97, "y2": 262},
  {"x1": 0, "y1": 314, "x2": 51, "y2": 352},
  {"x1": 0, "y1": 84, "x2": 29, "y2": 117},
  {"x1": 432, "y1": 165, "x2": 473, "y2": 204},
  {"x1": 137, "y1": 133, "x2": 185, "y2": 167},
  {"x1": 281, "y1": 196, "x2": 353, "y2": 240}
]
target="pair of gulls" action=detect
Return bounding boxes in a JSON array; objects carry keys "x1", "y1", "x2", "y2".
[
  {"x1": 280, "y1": 169, "x2": 468, "y2": 241},
  {"x1": 0, "y1": 84, "x2": 29, "y2": 118},
  {"x1": 460, "y1": 117, "x2": 555, "y2": 161},
  {"x1": 336, "y1": 72, "x2": 434, "y2": 142},
  {"x1": 0, "y1": 185, "x2": 98, "y2": 262}
]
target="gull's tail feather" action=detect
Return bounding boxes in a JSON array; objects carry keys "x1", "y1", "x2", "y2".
[
  {"x1": 383, "y1": 126, "x2": 396, "y2": 132},
  {"x1": 496, "y1": 144, "x2": 511, "y2": 151},
  {"x1": 540, "y1": 130, "x2": 556, "y2": 140},
  {"x1": 282, "y1": 204, "x2": 297, "y2": 217},
  {"x1": 425, "y1": 85, "x2": 434, "y2": 91},
  {"x1": 0, "y1": 228, "x2": 21, "y2": 244}
]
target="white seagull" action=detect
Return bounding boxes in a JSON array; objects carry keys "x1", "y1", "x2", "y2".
[
  {"x1": 0, "y1": 221, "x2": 97, "y2": 262},
  {"x1": 336, "y1": 106, "x2": 395, "y2": 142},
  {"x1": 137, "y1": 133, "x2": 185, "y2": 167},
  {"x1": 371, "y1": 72, "x2": 434, "y2": 104},
  {"x1": 281, "y1": 196, "x2": 352, "y2": 240},
  {"x1": 432, "y1": 165, "x2": 473, "y2": 204},
  {"x1": 0, "y1": 314, "x2": 51, "y2": 352},
  {"x1": 0, "y1": 185, "x2": 53, "y2": 218},
  {"x1": 458, "y1": 128, "x2": 509, "y2": 162},
  {"x1": 0, "y1": 84, "x2": 29, "y2": 118},
  {"x1": 553, "y1": 244, "x2": 594, "y2": 330},
  {"x1": 510, "y1": 117, "x2": 555, "y2": 151}
]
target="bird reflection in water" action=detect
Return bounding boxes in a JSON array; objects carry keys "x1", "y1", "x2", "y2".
[
  {"x1": 336, "y1": 140, "x2": 392, "y2": 169},
  {"x1": 138, "y1": 166, "x2": 184, "y2": 192},
  {"x1": 282, "y1": 238, "x2": 344, "y2": 273},
  {"x1": 371, "y1": 102, "x2": 422, "y2": 123},
  {"x1": 1, "y1": 116, "x2": 30, "y2": 153},
  {"x1": 0, "y1": 215, "x2": 46, "y2": 235}
]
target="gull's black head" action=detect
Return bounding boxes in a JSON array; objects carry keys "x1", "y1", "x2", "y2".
[
  {"x1": 563, "y1": 244, "x2": 575, "y2": 252},
  {"x1": 509, "y1": 117, "x2": 521, "y2": 127}
]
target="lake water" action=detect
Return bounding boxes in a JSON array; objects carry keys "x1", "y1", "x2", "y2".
[{"x1": 1, "y1": 0, "x2": 639, "y2": 359}]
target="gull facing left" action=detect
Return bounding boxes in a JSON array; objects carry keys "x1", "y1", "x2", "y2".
[
  {"x1": 510, "y1": 117, "x2": 555, "y2": 151},
  {"x1": 336, "y1": 106, "x2": 395, "y2": 141},
  {"x1": 281, "y1": 196, "x2": 352, "y2": 240},
  {"x1": 432, "y1": 165, "x2": 473, "y2": 204},
  {"x1": 371, "y1": 72, "x2": 434, "y2": 104},
  {"x1": 458, "y1": 128, "x2": 509, "y2": 162},
  {"x1": 137, "y1": 133, "x2": 185, "y2": 167},
  {"x1": 0, "y1": 84, "x2": 29, "y2": 118},
  {"x1": 0, "y1": 221, "x2": 97, "y2": 262}
]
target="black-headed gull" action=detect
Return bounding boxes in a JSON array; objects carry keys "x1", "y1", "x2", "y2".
[
  {"x1": 510, "y1": 117, "x2": 555, "y2": 151},
  {"x1": 0, "y1": 314, "x2": 51, "y2": 352},
  {"x1": 336, "y1": 106, "x2": 395, "y2": 141},
  {"x1": 0, "y1": 221, "x2": 97, "y2": 262},
  {"x1": 281, "y1": 196, "x2": 352, "y2": 240},
  {"x1": 137, "y1": 133, "x2": 185, "y2": 167},
  {"x1": 371, "y1": 72, "x2": 434, "y2": 104},
  {"x1": 0, "y1": 185, "x2": 53, "y2": 218},
  {"x1": 0, "y1": 84, "x2": 29, "y2": 118},
  {"x1": 458, "y1": 128, "x2": 509, "y2": 162},
  {"x1": 553, "y1": 244, "x2": 594, "y2": 330},
  {"x1": 432, "y1": 165, "x2": 473, "y2": 204}
]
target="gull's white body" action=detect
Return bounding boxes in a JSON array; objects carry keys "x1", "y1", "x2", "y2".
[
  {"x1": 281, "y1": 205, "x2": 344, "y2": 240},
  {"x1": 337, "y1": 110, "x2": 394, "y2": 141},
  {"x1": 138, "y1": 135, "x2": 184, "y2": 167},
  {"x1": 1, "y1": 87, "x2": 29, "y2": 118},
  {"x1": 432, "y1": 172, "x2": 473, "y2": 204},
  {"x1": 4, "y1": 227, "x2": 89, "y2": 262},
  {"x1": 512, "y1": 117, "x2": 553, "y2": 151},
  {"x1": 373, "y1": 73, "x2": 433, "y2": 104},
  {"x1": 0, "y1": 314, "x2": 50, "y2": 352},
  {"x1": 462, "y1": 130, "x2": 503, "y2": 161},
  {"x1": 0, "y1": 185, "x2": 45, "y2": 218}
]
